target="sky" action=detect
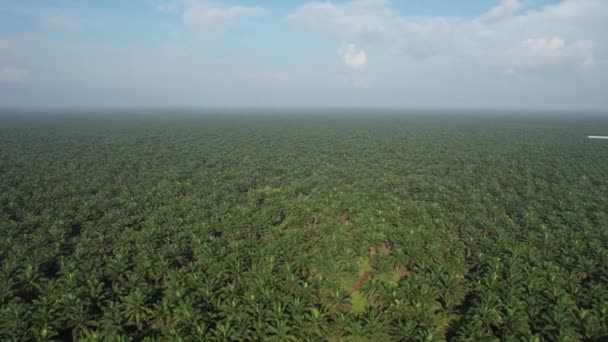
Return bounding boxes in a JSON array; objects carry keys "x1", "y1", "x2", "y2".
[{"x1": 0, "y1": 0, "x2": 607, "y2": 110}]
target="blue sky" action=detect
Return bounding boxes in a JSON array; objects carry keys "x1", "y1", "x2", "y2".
[{"x1": 0, "y1": 0, "x2": 607, "y2": 110}]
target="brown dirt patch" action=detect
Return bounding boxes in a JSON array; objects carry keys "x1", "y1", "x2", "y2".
[
  {"x1": 339, "y1": 210, "x2": 353, "y2": 226},
  {"x1": 394, "y1": 264, "x2": 410, "y2": 279},
  {"x1": 346, "y1": 269, "x2": 375, "y2": 296},
  {"x1": 369, "y1": 241, "x2": 393, "y2": 257}
]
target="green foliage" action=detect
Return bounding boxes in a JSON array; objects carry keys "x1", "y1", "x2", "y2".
[
  {"x1": 1, "y1": 113, "x2": 608, "y2": 340},
  {"x1": 350, "y1": 292, "x2": 368, "y2": 315}
]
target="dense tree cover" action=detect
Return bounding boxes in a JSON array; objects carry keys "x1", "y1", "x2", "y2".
[{"x1": 0, "y1": 113, "x2": 608, "y2": 341}]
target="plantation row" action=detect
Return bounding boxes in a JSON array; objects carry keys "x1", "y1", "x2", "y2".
[{"x1": 1, "y1": 113, "x2": 607, "y2": 341}]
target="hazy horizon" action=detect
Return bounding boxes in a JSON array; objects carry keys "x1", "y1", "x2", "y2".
[{"x1": 1, "y1": 106, "x2": 607, "y2": 114}]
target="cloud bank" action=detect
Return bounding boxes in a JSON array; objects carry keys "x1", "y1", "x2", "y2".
[
  {"x1": 156, "y1": 1, "x2": 269, "y2": 37},
  {"x1": 183, "y1": 4, "x2": 267, "y2": 36},
  {"x1": 288, "y1": 0, "x2": 607, "y2": 72}
]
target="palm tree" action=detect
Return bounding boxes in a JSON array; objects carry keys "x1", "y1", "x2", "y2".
[
  {"x1": 149, "y1": 300, "x2": 173, "y2": 331},
  {"x1": 120, "y1": 288, "x2": 151, "y2": 331},
  {"x1": 17, "y1": 261, "x2": 40, "y2": 301},
  {"x1": 0, "y1": 302, "x2": 31, "y2": 339},
  {"x1": 31, "y1": 295, "x2": 58, "y2": 341},
  {"x1": 210, "y1": 321, "x2": 238, "y2": 341},
  {"x1": 301, "y1": 307, "x2": 328, "y2": 338},
  {"x1": 267, "y1": 319, "x2": 299, "y2": 342},
  {"x1": 99, "y1": 300, "x2": 125, "y2": 337}
]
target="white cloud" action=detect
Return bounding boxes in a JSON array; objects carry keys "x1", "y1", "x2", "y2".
[
  {"x1": 339, "y1": 43, "x2": 368, "y2": 70},
  {"x1": 287, "y1": 0, "x2": 396, "y2": 41},
  {"x1": 288, "y1": 0, "x2": 607, "y2": 71},
  {"x1": 480, "y1": 0, "x2": 523, "y2": 21},
  {"x1": 182, "y1": 4, "x2": 268, "y2": 36},
  {"x1": 515, "y1": 37, "x2": 595, "y2": 68},
  {"x1": 0, "y1": 67, "x2": 28, "y2": 81},
  {"x1": 522, "y1": 37, "x2": 566, "y2": 56}
]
